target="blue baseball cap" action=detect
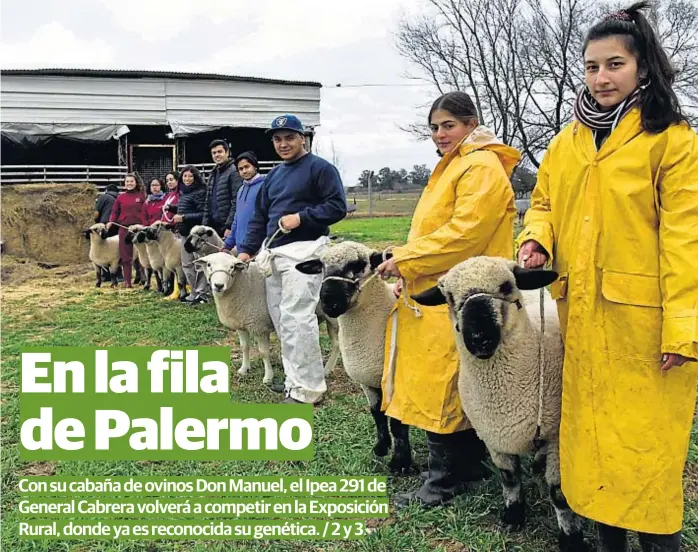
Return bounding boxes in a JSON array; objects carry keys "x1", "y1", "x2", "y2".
[{"x1": 266, "y1": 114, "x2": 305, "y2": 135}]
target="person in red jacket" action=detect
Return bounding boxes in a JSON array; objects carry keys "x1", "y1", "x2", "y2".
[
  {"x1": 143, "y1": 178, "x2": 167, "y2": 225},
  {"x1": 107, "y1": 173, "x2": 145, "y2": 287},
  {"x1": 162, "y1": 171, "x2": 180, "y2": 223}
]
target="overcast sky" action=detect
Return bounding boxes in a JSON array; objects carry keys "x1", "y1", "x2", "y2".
[{"x1": 1, "y1": 0, "x2": 440, "y2": 186}]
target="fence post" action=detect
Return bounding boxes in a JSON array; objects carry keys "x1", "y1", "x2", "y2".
[
  {"x1": 368, "y1": 170, "x2": 374, "y2": 218},
  {"x1": 43, "y1": 167, "x2": 47, "y2": 182}
]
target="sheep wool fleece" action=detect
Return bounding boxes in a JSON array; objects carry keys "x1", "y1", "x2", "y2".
[
  {"x1": 516, "y1": 109, "x2": 698, "y2": 534},
  {"x1": 381, "y1": 126, "x2": 520, "y2": 433},
  {"x1": 265, "y1": 239, "x2": 329, "y2": 404}
]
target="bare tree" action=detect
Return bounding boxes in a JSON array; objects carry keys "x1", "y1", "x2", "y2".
[{"x1": 397, "y1": 0, "x2": 698, "y2": 167}]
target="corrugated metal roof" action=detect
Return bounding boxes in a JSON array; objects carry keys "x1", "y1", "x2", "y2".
[{"x1": 0, "y1": 68, "x2": 322, "y2": 88}]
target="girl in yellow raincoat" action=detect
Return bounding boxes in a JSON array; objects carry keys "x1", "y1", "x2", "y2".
[
  {"x1": 376, "y1": 91, "x2": 521, "y2": 508},
  {"x1": 517, "y1": 3, "x2": 698, "y2": 550}
]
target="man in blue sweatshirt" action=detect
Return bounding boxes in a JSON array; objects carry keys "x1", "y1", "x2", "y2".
[
  {"x1": 222, "y1": 151, "x2": 265, "y2": 253},
  {"x1": 238, "y1": 114, "x2": 347, "y2": 404}
]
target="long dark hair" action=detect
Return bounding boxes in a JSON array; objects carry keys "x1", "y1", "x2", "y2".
[
  {"x1": 178, "y1": 165, "x2": 206, "y2": 191},
  {"x1": 427, "y1": 91, "x2": 478, "y2": 126},
  {"x1": 584, "y1": 2, "x2": 686, "y2": 133},
  {"x1": 124, "y1": 172, "x2": 145, "y2": 193}
]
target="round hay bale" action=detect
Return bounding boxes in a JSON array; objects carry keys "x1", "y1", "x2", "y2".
[{"x1": 1, "y1": 182, "x2": 98, "y2": 265}]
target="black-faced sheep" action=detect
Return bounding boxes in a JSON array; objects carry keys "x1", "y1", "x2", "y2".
[
  {"x1": 295, "y1": 241, "x2": 412, "y2": 474},
  {"x1": 126, "y1": 224, "x2": 154, "y2": 290},
  {"x1": 147, "y1": 221, "x2": 187, "y2": 301},
  {"x1": 195, "y1": 252, "x2": 340, "y2": 388},
  {"x1": 412, "y1": 257, "x2": 588, "y2": 551},
  {"x1": 83, "y1": 223, "x2": 120, "y2": 287},
  {"x1": 135, "y1": 227, "x2": 165, "y2": 294},
  {"x1": 183, "y1": 225, "x2": 226, "y2": 256}
]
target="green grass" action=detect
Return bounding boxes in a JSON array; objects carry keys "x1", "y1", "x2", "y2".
[
  {"x1": 345, "y1": 193, "x2": 420, "y2": 217},
  {"x1": 2, "y1": 217, "x2": 697, "y2": 551}
]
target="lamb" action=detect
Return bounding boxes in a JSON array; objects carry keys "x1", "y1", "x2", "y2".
[
  {"x1": 146, "y1": 221, "x2": 187, "y2": 300},
  {"x1": 183, "y1": 225, "x2": 226, "y2": 256},
  {"x1": 82, "y1": 223, "x2": 120, "y2": 287},
  {"x1": 135, "y1": 227, "x2": 165, "y2": 294},
  {"x1": 195, "y1": 252, "x2": 340, "y2": 388},
  {"x1": 295, "y1": 241, "x2": 412, "y2": 474},
  {"x1": 411, "y1": 257, "x2": 588, "y2": 552}
]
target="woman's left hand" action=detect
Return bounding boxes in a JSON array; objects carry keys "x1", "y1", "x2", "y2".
[
  {"x1": 661, "y1": 353, "x2": 693, "y2": 372},
  {"x1": 376, "y1": 258, "x2": 401, "y2": 280},
  {"x1": 172, "y1": 214, "x2": 183, "y2": 223}
]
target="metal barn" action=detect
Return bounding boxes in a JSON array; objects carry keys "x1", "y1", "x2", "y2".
[{"x1": 0, "y1": 69, "x2": 322, "y2": 187}]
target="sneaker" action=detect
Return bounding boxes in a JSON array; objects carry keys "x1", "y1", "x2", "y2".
[{"x1": 185, "y1": 295, "x2": 209, "y2": 306}]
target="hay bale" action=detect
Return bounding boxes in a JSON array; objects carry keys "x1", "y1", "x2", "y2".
[{"x1": 1, "y1": 182, "x2": 98, "y2": 265}]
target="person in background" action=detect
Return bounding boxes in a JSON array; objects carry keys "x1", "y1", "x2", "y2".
[
  {"x1": 516, "y1": 3, "x2": 698, "y2": 550},
  {"x1": 222, "y1": 151, "x2": 265, "y2": 254},
  {"x1": 162, "y1": 171, "x2": 180, "y2": 223},
  {"x1": 173, "y1": 166, "x2": 209, "y2": 305},
  {"x1": 202, "y1": 139, "x2": 242, "y2": 238},
  {"x1": 238, "y1": 114, "x2": 347, "y2": 404},
  {"x1": 142, "y1": 178, "x2": 167, "y2": 225},
  {"x1": 106, "y1": 173, "x2": 145, "y2": 288},
  {"x1": 94, "y1": 184, "x2": 119, "y2": 224}
]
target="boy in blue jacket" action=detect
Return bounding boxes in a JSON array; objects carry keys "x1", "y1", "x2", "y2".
[
  {"x1": 222, "y1": 151, "x2": 265, "y2": 253},
  {"x1": 238, "y1": 115, "x2": 347, "y2": 404}
]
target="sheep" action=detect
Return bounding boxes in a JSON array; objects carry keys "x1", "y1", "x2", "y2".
[
  {"x1": 147, "y1": 221, "x2": 187, "y2": 300},
  {"x1": 411, "y1": 257, "x2": 588, "y2": 552},
  {"x1": 135, "y1": 227, "x2": 165, "y2": 294},
  {"x1": 195, "y1": 252, "x2": 340, "y2": 389},
  {"x1": 183, "y1": 225, "x2": 227, "y2": 256},
  {"x1": 295, "y1": 241, "x2": 413, "y2": 474},
  {"x1": 82, "y1": 223, "x2": 120, "y2": 287},
  {"x1": 126, "y1": 224, "x2": 155, "y2": 290}
]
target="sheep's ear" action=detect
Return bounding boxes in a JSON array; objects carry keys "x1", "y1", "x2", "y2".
[
  {"x1": 329, "y1": 235, "x2": 344, "y2": 243},
  {"x1": 369, "y1": 250, "x2": 392, "y2": 270},
  {"x1": 411, "y1": 286, "x2": 447, "y2": 306},
  {"x1": 164, "y1": 223, "x2": 174, "y2": 230},
  {"x1": 512, "y1": 266, "x2": 559, "y2": 290},
  {"x1": 205, "y1": 228, "x2": 214, "y2": 237},
  {"x1": 82, "y1": 229, "x2": 91, "y2": 239},
  {"x1": 194, "y1": 257, "x2": 208, "y2": 266},
  {"x1": 295, "y1": 259, "x2": 323, "y2": 275}
]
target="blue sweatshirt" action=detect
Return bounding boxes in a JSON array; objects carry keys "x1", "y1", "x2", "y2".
[
  {"x1": 239, "y1": 153, "x2": 347, "y2": 255},
  {"x1": 223, "y1": 174, "x2": 265, "y2": 250}
]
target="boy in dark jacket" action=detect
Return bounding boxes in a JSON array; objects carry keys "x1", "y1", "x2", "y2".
[
  {"x1": 202, "y1": 139, "x2": 243, "y2": 238},
  {"x1": 238, "y1": 115, "x2": 347, "y2": 404},
  {"x1": 94, "y1": 184, "x2": 119, "y2": 224}
]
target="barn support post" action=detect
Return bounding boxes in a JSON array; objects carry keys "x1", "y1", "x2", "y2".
[
  {"x1": 176, "y1": 137, "x2": 186, "y2": 167},
  {"x1": 118, "y1": 134, "x2": 129, "y2": 170}
]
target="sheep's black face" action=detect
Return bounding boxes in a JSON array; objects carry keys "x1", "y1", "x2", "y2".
[
  {"x1": 125, "y1": 232, "x2": 134, "y2": 245},
  {"x1": 183, "y1": 235, "x2": 198, "y2": 253},
  {"x1": 319, "y1": 259, "x2": 366, "y2": 317},
  {"x1": 460, "y1": 296, "x2": 502, "y2": 359},
  {"x1": 135, "y1": 231, "x2": 146, "y2": 243},
  {"x1": 320, "y1": 277, "x2": 353, "y2": 317},
  {"x1": 99, "y1": 229, "x2": 109, "y2": 240}
]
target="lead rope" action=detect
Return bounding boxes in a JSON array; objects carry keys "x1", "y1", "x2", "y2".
[
  {"x1": 521, "y1": 256, "x2": 546, "y2": 450},
  {"x1": 321, "y1": 246, "x2": 422, "y2": 318}
]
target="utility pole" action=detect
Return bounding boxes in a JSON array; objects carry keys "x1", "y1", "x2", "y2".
[{"x1": 368, "y1": 170, "x2": 374, "y2": 217}]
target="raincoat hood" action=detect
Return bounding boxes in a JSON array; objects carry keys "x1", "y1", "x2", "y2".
[{"x1": 457, "y1": 125, "x2": 521, "y2": 177}]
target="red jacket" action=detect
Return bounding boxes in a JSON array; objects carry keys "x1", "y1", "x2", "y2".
[
  {"x1": 161, "y1": 191, "x2": 180, "y2": 223},
  {"x1": 142, "y1": 194, "x2": 167, "y2": 225},
  {"x1": 109, "y1": 190, "x2": 145, "y2": 226}
]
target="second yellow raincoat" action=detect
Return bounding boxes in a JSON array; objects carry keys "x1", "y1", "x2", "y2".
[
  {"x1": 381, "y1": 127, "x2": 520, "y2": 433},
  {"x1": 516, "y1": 108, "x2": 698, "y2": 534}
]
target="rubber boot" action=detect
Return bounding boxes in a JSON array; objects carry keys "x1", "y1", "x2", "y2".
[
  {"x1": 419, "y1": 429, "x2": 489, "y2": 483},
  {"x1": 166, "y1": 279, "x2": 180, "y2": 301},
  {"x1": 638, "y1": 531, "x2": 681, "y2": 552},
  {"x1": 395, "y1": 431, "x2": 464, "y2": 509},
  {"x1": 597, "y1": 523, "x2": 629, "y2": 552}
]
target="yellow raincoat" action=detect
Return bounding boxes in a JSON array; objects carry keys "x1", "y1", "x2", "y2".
[
  {"x1": 516, "y1": 108, "x2": 698, "y2": 534},
  {"x1": 381, "y1": 127, "x2": 521, "y2": 433}
]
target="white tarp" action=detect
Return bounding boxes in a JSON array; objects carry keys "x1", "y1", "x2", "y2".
[{"x1": 1, "y1": 123, "x2": 130, "y2": 144}]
